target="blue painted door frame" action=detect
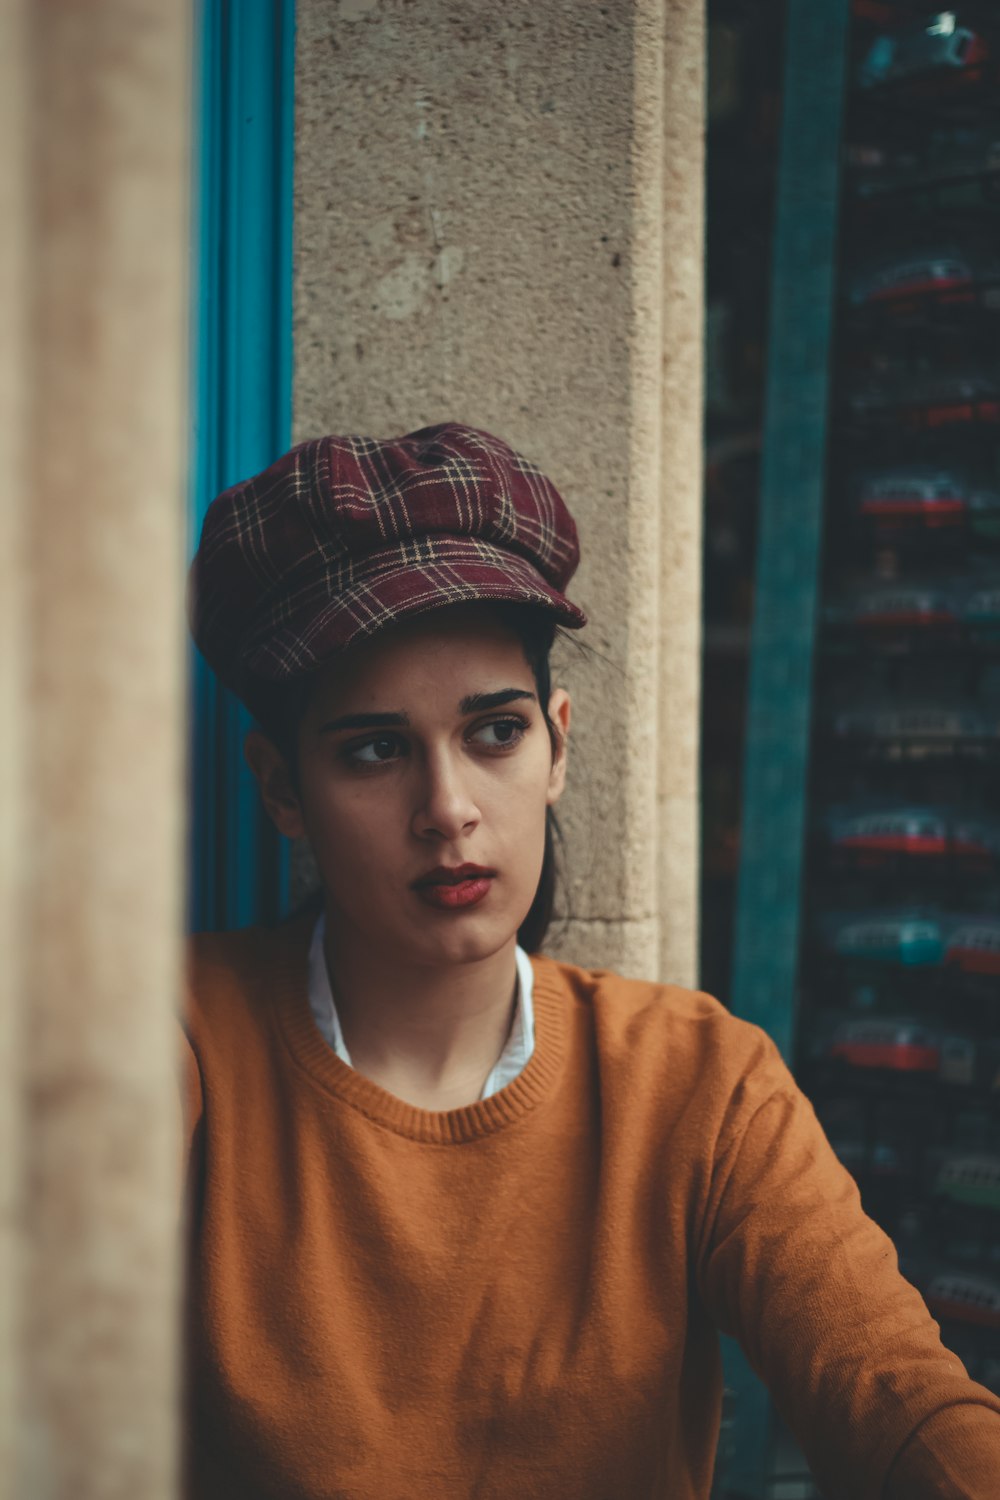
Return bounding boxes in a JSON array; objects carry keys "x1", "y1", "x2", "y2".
[
  {"x1": 724, "y1": 0, "x2": 851, "y2": 1492},
  {"x1": 188, "y1": 0, "x2": 296, "y2": 932}
]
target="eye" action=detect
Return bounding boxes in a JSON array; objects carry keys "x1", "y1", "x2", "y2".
[
  {"x1": 344, "y1": 732, "x2": 406, "y2": 767},
  {"x1": 469, "y1": 716, "x2": 529, "y2": 751}
]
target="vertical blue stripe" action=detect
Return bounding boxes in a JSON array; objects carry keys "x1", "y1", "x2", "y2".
[
  {"x1": 188, "y1": 0, "x2": 296, "y2": 932},
  {"x1": 724, "y1": 0, "x2": 851, "y2": 1494},
  {"x1": 731, "y1": 0, "x2": 849, "y2": 1060}
]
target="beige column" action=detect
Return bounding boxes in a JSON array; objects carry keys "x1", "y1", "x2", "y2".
[
  {"x1": 294, "y1": 0, "x2": 704, "y2": 983},
  {"x1": 0, "y1": 0, "x2": 28, "y2": 1482},
  {"x1": 659, "y1": 0, "x2": 705, "y2": 987},
  {"x1": 4, "y1": 3, "x2": 190, "y2": 1495}
]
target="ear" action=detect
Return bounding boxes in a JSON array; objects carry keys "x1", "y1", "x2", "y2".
[
  {"x1": 243, "y1": 730, "x2": 306, "y2": 840},
  {"x1": 545, "y1": 688, "x2": 571, "y2": 806}
]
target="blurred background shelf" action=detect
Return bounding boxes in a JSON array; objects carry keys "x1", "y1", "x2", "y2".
[{"x1": 704, "y1": 1, "x2": 1000, "y2": 1493}]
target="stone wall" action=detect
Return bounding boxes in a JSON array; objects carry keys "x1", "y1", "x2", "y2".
[{"x1": 294, "y1": 0, "x2": 704, "y2": 983}]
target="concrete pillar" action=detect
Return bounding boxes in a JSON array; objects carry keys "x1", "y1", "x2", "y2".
[
  {"x1": 658, "y1": 0, "x2": 705, "y2": 987},
  {"x1": 294, "y1": 0, "x2": 704, "y2": 983},
  {"x1": 0, "y1": 0, "x2": 28, "y2": 1481},
  {"x1": 4, "y1": 3, "x2": 190, "y2": 1494}
]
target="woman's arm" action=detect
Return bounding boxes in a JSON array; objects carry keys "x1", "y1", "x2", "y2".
[
  {"x1": 695, "y1": 1037, "x2": 1000, "y2": 1499},
  {"x1": 884, "y1": 1403, "x2": 1000, "y2": 1498}
]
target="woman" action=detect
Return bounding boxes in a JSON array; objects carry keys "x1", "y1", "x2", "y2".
[{"x1": 184, "y1": 423, "x2": 1000, "y2": 1498}]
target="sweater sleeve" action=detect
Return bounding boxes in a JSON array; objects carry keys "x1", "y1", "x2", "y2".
[
  {"x1": 884, "y1": 1404, "x2": 1000, "y2": 1498},
  {"x1": 694, "y1": 1035, "x2": 1000, "y2": 1500}
]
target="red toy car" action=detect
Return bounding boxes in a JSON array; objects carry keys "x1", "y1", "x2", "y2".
[
  {"x1": 829, "y1": 1018, "x2": 940, "y2": 1072},
  {"x1": 826, "y1": 806, "x2": 951, "y2": 866},
  {"x1": 945, "y1": 917, "x2": 1000, "y2": 976},
  {"x1": 925, "y1": 1270, "x2": 1000, "y2": 1330}
]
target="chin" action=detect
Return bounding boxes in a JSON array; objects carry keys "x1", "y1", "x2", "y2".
[{"x1": 405, "y1": 914, "x2": 521, "y2": 968}]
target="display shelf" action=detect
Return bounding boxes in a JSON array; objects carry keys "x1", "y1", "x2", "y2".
[{"x1": 718, "y1": 0, "x2": 1000, "y2": 1493}]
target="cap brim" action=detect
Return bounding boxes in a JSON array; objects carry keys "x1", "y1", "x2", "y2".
[{"x1": 242, "y1": 541, "x2": 587, "y2": 686}]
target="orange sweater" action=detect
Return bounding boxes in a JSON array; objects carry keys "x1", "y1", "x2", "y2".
[{"x1": 182, "y1": 914, "x2": 1000, "y2": 1498}]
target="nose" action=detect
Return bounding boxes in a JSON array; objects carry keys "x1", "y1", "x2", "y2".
[{"x1": 411, "y1": 747, "x2": 481, "y2": 842}]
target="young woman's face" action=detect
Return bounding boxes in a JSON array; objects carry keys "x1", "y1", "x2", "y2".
[{"x1": 251, "y1": 607, "x2": 570, "y2": 967}]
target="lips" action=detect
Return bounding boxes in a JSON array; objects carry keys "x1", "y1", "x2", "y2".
[
  {"x1": 412, "y1": 864, "x2": 496, "y2": 912},
  {"x1": 413, "y1": 863, "x2": 496, "y2": 888}
]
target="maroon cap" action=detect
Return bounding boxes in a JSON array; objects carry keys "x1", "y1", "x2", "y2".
[{"x1": 188, "y1": 423, "x2": 587, "y2": 709}]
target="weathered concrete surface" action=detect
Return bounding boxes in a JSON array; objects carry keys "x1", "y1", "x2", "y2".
[
  {"x1": 7, "y1": 4, "x2": 190, "y2": 1495},
  {"x1": 0, "y1": 0, "x2": 27, "y2": 1480},
  {"x1": 658, "y1": 0, "x2": 705, "y2": 986},
  {"x1": 294, "y1": 0, "x2": 704, "y2": 983}
]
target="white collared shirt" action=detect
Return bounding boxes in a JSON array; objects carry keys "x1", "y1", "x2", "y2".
[{"x1": 307, "y1": 913, "x2": 536, "y2": 1100}]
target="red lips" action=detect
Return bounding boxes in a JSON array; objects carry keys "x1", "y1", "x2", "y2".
[
  {"x1": 412, "y1": 864, "x2": 496, "y2": 912},
  {"x1": 412, "y1": 863, "x2": 496, "y2": 888}
]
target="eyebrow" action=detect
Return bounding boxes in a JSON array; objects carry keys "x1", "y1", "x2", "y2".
[
  {"x1": 459, "y1": 688, "x2": 536, "y2": 713},
  {"x1": 318, "y1": 688, "x2": 536, "y2": 735},
  {"x1": 318, "y1": 710, "x2": 410, "y2": 733}
]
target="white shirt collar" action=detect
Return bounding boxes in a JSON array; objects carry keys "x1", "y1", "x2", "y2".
[{"x1": 306, "y1": 911, "x2": 535, "y2": 1099}]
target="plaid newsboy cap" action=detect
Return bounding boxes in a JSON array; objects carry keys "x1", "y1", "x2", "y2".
[{"x1": 188, "y1": 422, "x2": 587, "y2": 710}]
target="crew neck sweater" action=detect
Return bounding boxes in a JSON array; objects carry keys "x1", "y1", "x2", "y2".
[
  {"x1": 306, "y1": 911, "x2": 536, "y2": 1097},
  {"x1": 182, "y1": 913, "x2": 1000, "y2": 1499}
]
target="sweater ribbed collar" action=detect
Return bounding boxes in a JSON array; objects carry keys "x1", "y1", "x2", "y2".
[{"x1": 270, "y1": 911, "x2": 571, "y2": 1144}]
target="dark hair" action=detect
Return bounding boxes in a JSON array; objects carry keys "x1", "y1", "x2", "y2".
[{"x1": 252, "y1": 603, "x2": 565, "y2": 954}]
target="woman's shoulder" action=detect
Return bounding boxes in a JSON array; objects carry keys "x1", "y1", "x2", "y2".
[
  {"x1": 186, "y1": 915, "x2": 300, "y2": 978},
  {"x1": 184, "y1": 911, "x2": 314, "y2": 1028},
  {"x1": 531, "y1": 950, "x2": 783, "y2": 1076},
  {"x1": 530, "y1": 952, "x2": 794, "y2": 1134}
]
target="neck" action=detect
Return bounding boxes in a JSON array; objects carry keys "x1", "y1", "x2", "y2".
[{"x1": 322, "y1": 909, "x2": 520, "y2": 1109}]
